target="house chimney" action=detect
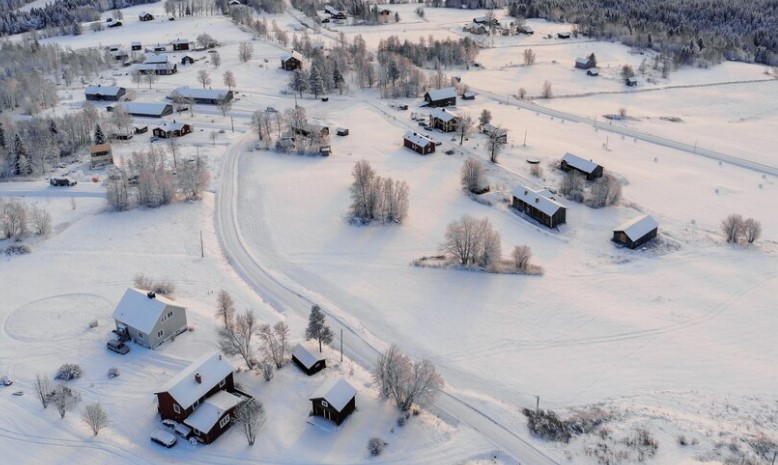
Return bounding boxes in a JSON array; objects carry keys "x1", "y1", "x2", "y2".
[
  {"x1": 147, "y1": 291, "x2": 156, "y2": 299},
  {"x1": 535, "y1": 198, "x2": 539, "y2": 203},
  {"x1": 194, "y1": 373, "x2": 202, "y2": 384}
]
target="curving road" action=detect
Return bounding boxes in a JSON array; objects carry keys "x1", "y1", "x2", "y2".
[{"x1": 215, "y1": 133, "x2": 561, "y2": 465}]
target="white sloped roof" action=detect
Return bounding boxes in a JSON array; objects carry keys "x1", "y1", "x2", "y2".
[
  {"x1": 404, "y1": 131, "x2": 433, "y2": 147},
  {"x1": 172, "y1": 87, "x2": 230, "y2": 100},
  {"x1": 426, "y1": 87, "x2": 457, "y2": 102},
  {"x1": 171, "y1": 38, "x2": 189, "y2": 45},
  {"x1": 111, "y1": 288, "x2": 183, "y2": 334},
  {"x1": 119, "y1": 102, "x2": 171, "y2": 116},
  {"x1": 157, "y1": 121, "x2": 188, "y2": 132},
  {"x1": 183, "y1": 390, "x2": 243, "y2": 432},
  {"x1": 576, "y1": 57, "x2": 589, "y2": 65},
  {"x1": 136, "y1": 62, "x2": 176, "y2": 72},
  {"x1": 85, "y1": 85, "x2": 124, "y2": 96},
  {"x1": 158, "y1": 352, "x2": 236, "y2": 409},
  {"x1": 281, "y1": 51, "x2": 303, "y2": 61},
  {"x1": 511, "y1": 185, "x2": 565, "y2": 216},
  {"x1": 310, "y1": 378, "x2": 356, "y2": 411},
  {"x1": 615, "y1": 215, "x2": 658, "y2": 241},
  {"x1": 562, "y1": 152, "x2": 601, "y2": 174},
  {"x1": 430, "y1": 107, "x2": 458, "y2": 122},
  {"x1": 292, "y1": 343, "x2": 325, "y2": 369},
  {"x1": 144, "y1": 53, "x2": 169, "y2": 64}
]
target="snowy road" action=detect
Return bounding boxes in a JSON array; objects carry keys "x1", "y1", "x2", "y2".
[
  {"x1": 0, "y1": 181, "x2": 106, "y2": 198},
  {"x1": 215, "y1": 134, "x2": 561, "y2": 465}
]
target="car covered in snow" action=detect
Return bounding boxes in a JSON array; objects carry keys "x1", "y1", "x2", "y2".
[
  {"x1": 151, "y1": 429, "x2": 177, "y2": 448},
  {"x1": 49, "y1": 177, "x2": 77, "y2": 186},
  {"x1": 106, "y1": 340, "x2": 130, "y2": 354}
]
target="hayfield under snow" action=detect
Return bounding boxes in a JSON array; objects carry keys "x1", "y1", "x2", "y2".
[{"x1": 1, "y1": 4, "x2": 777, "y2": 465}]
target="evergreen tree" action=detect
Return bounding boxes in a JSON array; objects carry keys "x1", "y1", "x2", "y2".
[
  {"x1": 289, "y1": 69, "x2": 307, "y2": 98},
  {"x1": 305, "y1": 304, "x2": 333, "y2": 352},
  {"x1": 13, "y1": 133, "x2": 31, "y2": 176},
  {"x1": 333, "y1": 64, "x2": 345, "y2": 94},
  {"x1": 0, "y1": 121, "x2": 6, "y2": 150},
  {"x1": 71, "y1": 21, "x2": 82, "y2": 36},
  {"x1": 308, "y1": 66, "x2": 325, "y2": 98},
  {"x1": 94, "y1": 124, "x2": 106, "y2": 145}
]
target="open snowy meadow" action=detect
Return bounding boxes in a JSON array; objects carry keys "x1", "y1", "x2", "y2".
[{"x1": 1, "y1": 3, "x2": 777, "y2": 465}]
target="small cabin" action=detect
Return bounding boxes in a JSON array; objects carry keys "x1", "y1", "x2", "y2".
[
  {"x1": 153, "y1": 121, "x2": 192, "y2": 138},
  {"x1": 403, "y1": 131, "x2": 435, "y2": 155},
  {"x1": 336, "y1": 127, "x2": 349, "y2": 136},
  {"x1": 309, "y1": 378, "x2": 356, "y2": 426},
  {"x1": 281, "y1": 51, "x2": 303, "y2": 71},
  {"x1": 291, "y1": 343, "x2": 326, "y2": 376},
  {"x1": 511, "y1": 185, "x2": 566, "y2": 229},
  {"x1": 560, "y1": 152, "x2": 603, "y2": 180},
  {"x1": 139, "y1": 12, "x2": 154, "y2": 21},
  {"x1": 557, "y1": 31, "x2": 571, "y2": 39},
  {"x1": 171, "y1": 38, "x2": 190, "y2": 51},
  {"x1": 626, "y1": 77, "x2": 638, "y2": 87},
  {"x1": 613, "y1": 215, "x2": 658, "y2": 249},
  {"x1": 131, "y1": 41, "x2": 142, "y2": 51},
  {"x1": 424, "y1": 87, "x2": 457, "y2": 108}
]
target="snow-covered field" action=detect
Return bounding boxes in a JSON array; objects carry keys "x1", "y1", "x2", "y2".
[{"x1": 1, "y1": 4, "x2": 777, "y2": 465}]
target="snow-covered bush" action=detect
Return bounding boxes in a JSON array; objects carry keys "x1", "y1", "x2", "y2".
[
  {"x1": 367, "y1": 437, "x2": 387, "y2": 456},
  {"x1": 4, "y1": 244, "x2": 31, "y2": 255},
  {"x1": 107, "y1": 367, "x2": 119, "y2": 378},
  {"x1": 55, "y1": 363, "x2": 82, "y2": 381}
]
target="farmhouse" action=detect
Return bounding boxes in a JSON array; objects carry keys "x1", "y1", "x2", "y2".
[
  {"x1": 429, "y1": 107, "x2": 459, "y2": 132},
  {"x1": 138, "y1": 12, "x2": 153, "y2": 21},
  {"x1": 88, "y1": 143, "x2": 113, "y2": 168},
  {"x1": 511, "y1": 185, "x2": 567, "y2": 228},
  {"x1": 153, "y1": 121, "x2": 192, "y2": 138},
  {"x1": 85, "y1": 85, "x2": 126, "y2": 101},
  {"x1": 171, "y1": 38, "x2": 190, "y2": 51},
  {"x1": 560, "y1": 152, "x2": 604, "y2": 180},
  {"x1": 111, "y1": 288, "x2": 188, "y2": 349},
  {"x1": 280, "y1": 51, "x2": 303, "y2": 71},
  {"x1": 575, "y1": 57, "x2": 594, "y2": 69},
  {"x1": 292, "y1": 122, "x2": 329, "y2": 138},
  {"x1": 170, "y1": 87, "x2": 233, "y2": 105},
  {"x1": 613, "y1": 215, "x2": 658, "y2": 249},
  {"x1": 309, "y1": 378, "x2": 356, "y2": 426},
  {"x1": 136, "y1": 62, "x2": 178, "y2": 75},
  {"x1": 424, "y1": 87, "x2": 457, "y2": 108},
  {"x1": 403, "y1": 131, "x2": 435, "y2": 155},
  {"x1": 110, "y1": 102, "x2": 173, "y2": 118},
  {"x1": 291, "y1": 343, "x2": 327, "y2": 376},
  {"x1": 155, "y1": 352, "x2": 253, "y2": 444}
]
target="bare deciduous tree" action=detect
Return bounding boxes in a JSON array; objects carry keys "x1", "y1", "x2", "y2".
[
  {"x1": 541, "y1": 80, "x2": 553, "y2": 98},
  {"x1": 512, "y1": 245, "x2": 532, "y2": 270},
  {"x1": 35, "y1": 373, "x2": 52, "y2": 409},
  {"x1": 559, "y1": 170, "x2": 586, "y2": 202},
  {"x1": 373, "y1": 344, "x2": 443, "y2": 411},
  {"x1": 177, "y1": 155, "x2": 211, "y2": 200},
  {"x1": 479, "y1": 109, "x2": 492, "y2": 128},
  {"x1": 30, "y1": 203, "x2": 51, "y2": 236},
  {"x1": 238, "y1": 41, "x2": 254, "y2": 62},
  {"x1": 485, "y1": 125, "x2": 506, "y2": 163},
  {"x1": 350, "y1": 159, "x2": 377, "y2": 220},
  {"x1": 197, "y1": 69, "x2": 212, "y2": 89},
  {"x1": 721, "y1": 214, "x2": 744, "y2": 243},
  {"x1": 257, "y1": 321, "x2": 290, "y2": 369},
  {"x1": 217, "y1": 310, "x2": 259, "y2": 369},
  {"x1": 460, "y1": 158, "x2": 486, "y2": 194},
  {"x1": 223, "y1": 70, "x2": 236, "y2": 90},
  {"x1": 81, "y1": 403, "x2": 108, "y2": 435},
  {"x1": 457, "y1": 113, "x2": 474, "y2": 145},
  {"x1": 234, "y1": 398, "x2": 266, "y2": 446},
  {"x1": 440, "y1": 215, "x2": 501, "y2": 268},
  {"x1": 588, "y1": 173, "x2": 621, "y2": 208},
  {"x1": 51, "y1": 385, "x2": 80, "y2": 419},
  {"x1": 743, "y1": 218, "x2": 761, "y2": 244},
  {"x1": 523, "y1": 48, "x2": 536, "y2": 66},
  {"x1": 216, "y1": 290, "x2": 235, "y2": 329},
  {"x1": 211, "y1": 51, "x2": 221, "y2": 68}
]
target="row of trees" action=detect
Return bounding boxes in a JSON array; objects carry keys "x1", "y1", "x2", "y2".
[
  {"x1": 377, "y1": 35, "x2": 480, "y2": 69},
  {"x1": 558, "y1": 171, "x2": 622, "y2": 208},
  {"x1": 349, "y1": 160, "x2": 409, "y2": 224}
]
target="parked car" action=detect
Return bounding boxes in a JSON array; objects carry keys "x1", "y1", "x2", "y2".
[
  {"x1": 151, "y1": 429, "x2": 177, "y2": 448},
  {"x1": 265, "y1": 106, "x2": 278, "y2": 113},
  {"x1": 49, "y1": 177, "x2": 77, "y2": 187},
  {"x1": 0, "y1": 376, "x2": 12, "y2": 386},
  {"x1": 106, "y1": 340, "x2": 130, "y2": 355},
  {"x1": 397, "y1": 104, "x2": 408, "y2": 110},
  {"x1": 161, "y1": 419, "x2": 179, "y2": 429},
  {"x1": 174, "y1": 423, "x2": 192, "y2": 439}
]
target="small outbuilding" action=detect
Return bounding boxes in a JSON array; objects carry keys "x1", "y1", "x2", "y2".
[
  {"x1": 171, "y1": 87, "x2": 233, "y2": 105},
  {"x1": 575, "y1": 57, "x2": 594, "y2": 69},
  {"x1": 107, "y1": 21, "x2": 122, "y2": 28},
  {"x1": 139, "y1": 12, "x2": 154, "y2": 21},
  {"x1": 462, "y1": 91, "x2": 476, "y2": 100},
  {"x1": 131, "y1": 41, "x2": 143, "y2": 51},
  {"x1": 112, "y1": 288, "x2": 188, "y2": 349},
  {"x1": 626, "y1": 77, "x2": 638, "y2": 87},
  {"x1": 280, "y1": 51, "x2": 303, "y2": 71},
  {"x1": 613, "y1": 215, "x2": 658, "y2": 249},
  {"x1": 89, "y1": 143, "x2": 113, "y2": 168},
  {"x1": 557, "y1": 31, "x2": 571, "y2": 39},
  {"x1": 111, "y1": 102, "x2": 173, "y2": 118},
  {"x1": 403, "y1": 131, "x2": 435, "y2": 155},
  {"x1": 291, "y1": 343, "x2": 327, "y2": 376},
  {"x1": 181, "y1": 55, "x2": 195, "y2": 65},
  {"x1": 336, "y1": 127, "x2": 349, "y2": 136},
  {"x1": 153, "y1": 121, "x2": 192, "y2": 138},
  {"x1": 512, "y1": 185, "x2": 566, "y2": 229},
  {"x1": 309, "y1": 378, "x2": 356, "y2": 426},
  {"x1": 424, "y1": 87, "x2": 457, "y2": 108},
  {"x1": 587, "y1": 68, "x2": 599, "y2": 76},
  {"x1": 171, "y1": 38, "x2": 190, "y2": 51},
  {"x1": 560, "y1": 152, "x2": 603, "y2": 180}
]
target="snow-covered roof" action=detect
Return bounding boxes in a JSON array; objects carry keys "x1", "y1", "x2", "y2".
[
  {"x1": 511, "y1": 185, "x2": 565, "y2": 216},
  {"x1": 310, "y1": 378, "x2": 356, "y2": 411},
  {"x1": 430, "y1": 107, "x2": 458, "y2": 123},
  {"x1": 111, "y1": 288, "x2": 183, "y2": 334},
  {"x1": 118, "y1": 102, "x2": 172, "y2": 116},
  {"x1": 144, "y1": 53, "x2": 168, "y2": 64},
  {"x1": 89, "y1": 143, "x2": 111, "y2": 154},
  {"x1": 132, "y1": 41, "x2": 142, "y2": 46},
  {"x1": 172, "y1": 87, "x2": 230, "y2": 101},
  {"x1": 157, "y1": 120, "x2": 189, "y2": 132},
  {"x1": 158, "y1": 352, "x2": 236, "y2": 409},
  {"x1": 404, "y1": 131, "x2": 434, "y2": 147},
  {"x1": 85, "y1": 85, "x2": 124, "y2": 97},
  {"x1": 426, "y1": 87, "x2": 457, "y2": 102},
  {"x1": 183, "y1": 390, "x2": 243, "y2": 433},
  {"x1": 614, "y1": 215, "x2": 658, "y2": 241},
  {"x1": 562, "y1": 152, "x2": 601, "y2": 175},
  {"x1": 281, "y1": 50, "x2": 303, "y2": 62},
  {"x1": 292, "y1": 343, "x2": 325, "y2": 369},
  {"x1": 171, "y1": 38, "x2": 189, "y2": 45},
  {"x1": 136, "y1": 62, "x2": 177, "y2": 72},
  {"x1": 576, "y1": 57, "x2": 589, "y2": 65}
]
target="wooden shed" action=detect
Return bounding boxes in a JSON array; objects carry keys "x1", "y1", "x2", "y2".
[
  {"x1": 291, "y1": 343, "x2": 326, "y2": 376},
  {"x1": 512, "y1": 185, "x2": 566, "y2": 229},
  {"x1": 613, "y1": 215, "x2": 658, "y2": 249},
  {"x1": 309, "y1": 378, "x2": 356, "y2": 426},
  {"x1": 560, "y1": 152, "x2": 603, "y2": 180}
]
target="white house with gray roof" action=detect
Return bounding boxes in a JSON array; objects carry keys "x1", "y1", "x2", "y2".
[{"x1": 111, "y1": 288, "x2": 188, "y2": 349}]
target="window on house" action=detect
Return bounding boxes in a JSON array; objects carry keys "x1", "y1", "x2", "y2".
[
  {"x1": 173, "y1": 404, "x2": 180, "y2": 414},
  {"x1": 219, "y1": 378, "x2": 226, "y2": 388},
  {"x1": 157, "y1": 330, "x2": 164, "y2": 338},
  {"x1": 321, "y1": 400, "x2": 329, "y2": 408},
  {"x1": 219, "y1": 414, "x2": 230, "y2": 428},
  {"x1": 168, "y1": 311, "x2": 173, "y2": 318}
]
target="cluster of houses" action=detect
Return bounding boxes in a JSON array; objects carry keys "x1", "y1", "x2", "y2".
[
  {"x1": 508, "y1": 152, "x2": 658, "y2": 248},
  {"x1": 464, "y1": 16, "x2": 530, "y2": 36},
  {"x1": 103, "y1": 40, "x2": 194, "y2": 71},
  {"x1": 108, "y1": 288, "x2": 359, "y2": 445}
]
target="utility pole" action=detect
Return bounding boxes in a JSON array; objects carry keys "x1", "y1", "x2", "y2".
[
  {"x1": 693, "y1": 139, "x2": 698, "y2": 153},
  {"x1": 230, "y1": 115, "x2": 234, "y2": 133},
  {"x1": 523, "y1": 129, "x2": 527, "y2": 146},
  {"x1": 200, "y1": 230, "x2": 204, "y2": 258},
  {"x1": 535, "y1": 395, "x2": 540, "y2": 413},
  {"x1": 340, "y1": 328, "x2": 343, "y2": 362}
]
